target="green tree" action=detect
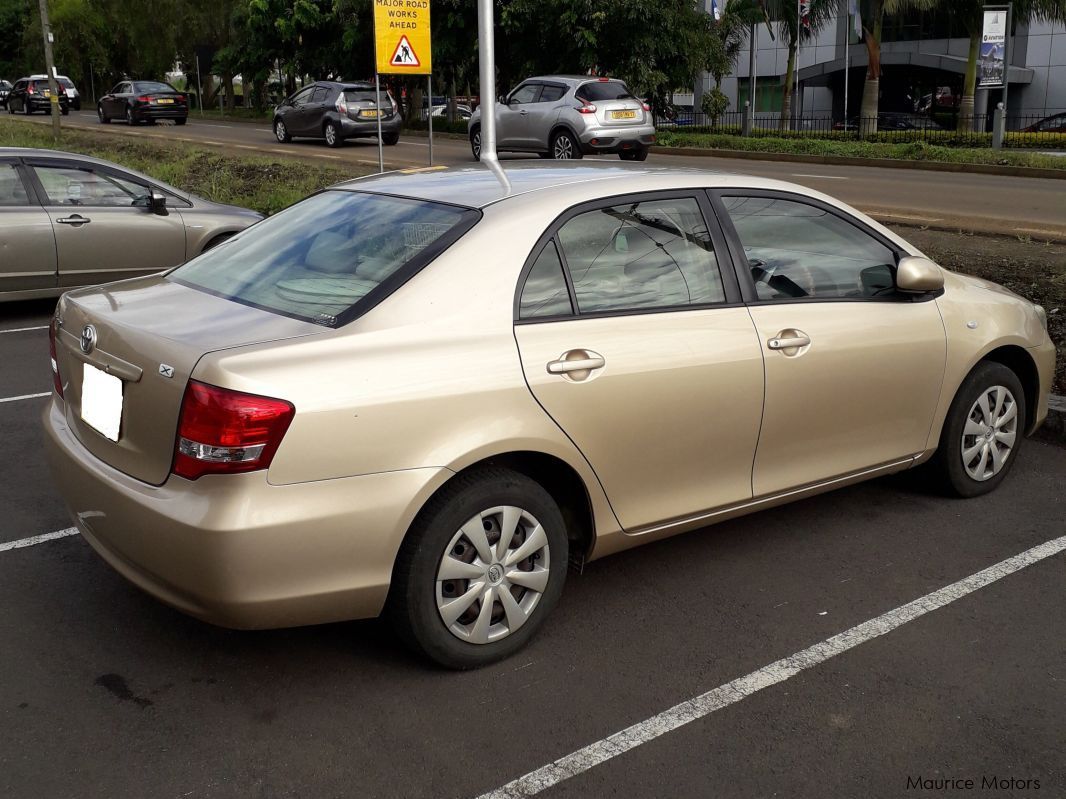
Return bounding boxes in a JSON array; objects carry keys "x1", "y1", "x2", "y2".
[{"x1": 762, "y1": 0, "x2": 835, "y2": 130}]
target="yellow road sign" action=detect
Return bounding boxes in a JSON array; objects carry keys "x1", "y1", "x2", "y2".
[{"x1": 374, "y1": 0, "x2": 431, "y2": 75}]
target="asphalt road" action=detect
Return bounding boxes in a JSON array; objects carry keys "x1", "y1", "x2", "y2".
[
  {"x1": 9, "y1": 112, "x2": 1066, "y2": 241},
  {"x1": 1, "y1": 298, "x2": 1064, "y2": 798}
]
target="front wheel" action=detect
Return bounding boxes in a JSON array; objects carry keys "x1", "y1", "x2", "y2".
[
  {"x1": 551, "y1": 130, "x2": 582, "y2": 160},
  {"x1": 273, "y1": 118, "x2": 291, "y2": 143},
  {"x1": 927, "y1": 361, "x2": 1026, "y2": 498},
  {"x1": 324, "y1": 120, "x2": 342, "y2": 147},
  {"x1": 97, "y1": 105, "x2": 109, "y2": 124},
  {"x1": 469, "y1": 126, "x2": 481, "y2": 161},
  {"x1": 388, "y1": 468, "x2": 569, "y2": 669}
]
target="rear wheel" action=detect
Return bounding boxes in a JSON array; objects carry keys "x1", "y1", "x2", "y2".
[
  {"x1": 388, "y1": 468, "x2": 569, "y2": 669},
  {"x1": 23, "y1": 101, "x2": 32, "y2": 115},
  {"x1": 324, "y1": 120, "x2": 342, "y2": 147},
  {"x1": 175, "y1": 117, "x2": 187, "y2": 126},
  {"x1": 125, "y1": 107, "x2": 136, "y2": 125},
  {"x1": 97, "y1": 104, "x2": 109, "y2": 124},
  {"x1": 274, "y1": 118, "x2": 291, "y2": 143},
  {"x1": 551, "y1": 130, "x2": 582, "y2": 160},
  {"x1": 382, "y1": 131, "x2": 400, "y2": 146},
  {"x1": 927, "y1": 361, "x2": 1026, "y2": 498},
  {"x1": 469, "y1": 126, "x2": 481, "y2": 161},
  {"x1": 620, "y1": 147, "x2": 649, "y2": 162},
  {"x1": 60, "y1": 107, "x2": 69, "y2": 116}
]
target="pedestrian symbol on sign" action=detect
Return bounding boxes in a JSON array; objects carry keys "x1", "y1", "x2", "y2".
[{"x1": 390, "y1": 35, "x2": 421, "y2": 67}]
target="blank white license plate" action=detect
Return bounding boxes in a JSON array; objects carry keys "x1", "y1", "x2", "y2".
[{"x1": 81, "y1": 363, "x2": 123, "y2": 441}]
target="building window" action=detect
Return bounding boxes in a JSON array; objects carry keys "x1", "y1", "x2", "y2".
[{"x1": 737, "y1": 78, "x2": 784, "y2": 113}]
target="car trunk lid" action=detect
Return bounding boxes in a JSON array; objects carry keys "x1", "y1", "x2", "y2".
[
  {"x1": 54, "y1": 275, "x2": 323, "y2": 486},
  {"x1": 341, "y1": 89, "x2": 396, "y2": 123}
]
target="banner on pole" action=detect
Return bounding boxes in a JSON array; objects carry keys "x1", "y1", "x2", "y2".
[
  {"x1": 979, "y1": 7, "x2": 1007, "y2": 87},
  {"x1": 374, "y1": 0, "x2": 431, "y2": 75}
]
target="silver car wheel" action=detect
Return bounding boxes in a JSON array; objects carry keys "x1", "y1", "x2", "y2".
[
  {"x1": 435, "y1": 505, "x2": 551, "y2": 645},
  {"x1": 553, "y1": 136, "x2": 574, "y2": 159},
  {"x1": 961, "y1": 385, "x2": 1017, "y2": 481},
  {"x1": 471, "y1": 130, "x2": 481, "y2": 159},
  {"x1": 275, "y1": 120, "x2": 287, "y2": 142},
  {"x1": 325, "y1": 123, "x2": 336, "y2": 145}
]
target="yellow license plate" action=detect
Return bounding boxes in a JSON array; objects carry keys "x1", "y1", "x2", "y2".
[
  {"x1": 611, "y1": 110, "x2": 637, "y2": 120},
  {"x1": 42, "y1": 90, "x2": 51, "y2": 97},
  {"x1": 361, "y1": 109, "x2": 380, "y2": 118},
  {"x1": 156, "y1": 98, "x2": 174, "y2": 104}
]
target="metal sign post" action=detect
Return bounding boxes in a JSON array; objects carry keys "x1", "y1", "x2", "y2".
[
  {"x1": 428, "y1": 73, "x2": 433, "y2": 166},
  {"x1": 979, "y1": 4, "x2": 1011, "y2": 148},
  {"x1": 373, "y1": 0, "x2": 433, "y2": 170},
  {"x1": 375, "y1": 74, "x2": 384, "y2": 172}
]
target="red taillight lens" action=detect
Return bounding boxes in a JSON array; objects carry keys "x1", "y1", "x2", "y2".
[
  {"x1": 137, "y1": 95, "x2": 151, "y2": 103},
  {"x1": 27, "y1": 84, "x2": 35, "y2": 94},
  {"x1": 641, "y1": 101, "x2": 651, "y2": 112},
  {"x1": 578, "y1": 102, "x2": 597, "y2": 114},
  {"x1": 173, "y1": 380, "x2": 294, "y2": 480},
  {"x1": 48, "y1": 319, "x2": 63, "y2": 398},
  {"x1": 335, "y1": 95, "x2": 348, "y2": 114}
]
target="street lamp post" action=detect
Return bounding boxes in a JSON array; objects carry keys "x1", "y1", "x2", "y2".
[{"x1": 37, "y1": 0, "x2": 61, "y2": 139}]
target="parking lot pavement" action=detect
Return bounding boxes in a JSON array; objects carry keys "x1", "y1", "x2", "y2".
[{"x1": 1, "y1": 300, "x2": 1064, "y2": 798}]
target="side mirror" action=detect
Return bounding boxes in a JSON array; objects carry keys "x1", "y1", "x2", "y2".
[
  {"x1": 896, "y1": 256, "x2": 944, "y2": 293},
  {"x1": 148, "y1": 190, "x2": 168, "y2": 215},
  {"x1": 498, "y1": 95, "x2": 508, "y2": 105}
]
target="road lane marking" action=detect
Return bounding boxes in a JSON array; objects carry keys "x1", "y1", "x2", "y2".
[
  {"x1": 791, "y1": 173, "x2": 849, "y2": 180},
  {"x1": 0, "y1": 527, "x2": 79, "y2": 553},
  {"x1": 477, "y1": 534, "x2": 1066, "y2": 799},
  {"x1": 0, "y1": 392, "x2": 50, "y2": 404},
  {"x1": 0, "y1": 325, "x2": 48, "y2": 334},
  {"x1": 201, "y1": 123, "x2": 235, "y2": 129}
]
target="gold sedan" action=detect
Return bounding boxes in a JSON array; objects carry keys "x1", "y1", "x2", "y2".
[{"x1": 43, "y1": 164, "x2": 1055, "y2": 668}]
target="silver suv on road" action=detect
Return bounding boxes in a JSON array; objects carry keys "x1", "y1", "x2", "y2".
[{"x1": 469, "y1": 76, "x2": 655, "y2": 161}]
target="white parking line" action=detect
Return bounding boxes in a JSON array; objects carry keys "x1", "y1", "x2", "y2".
[
  {"x1": 0, "y1": 392, "x2": 50, "y2": 404},
  {"x1": 791, "y1": 173, "x2": 849, "y2": 180},
  {"x1": 0, "y1": 527, "x2": 79, "y2": 553},
  {"x1": 200, "y1": 123, "x2": 235, "y2": 129},
  {"x1": 0, "y1": 325, "x2": 48, "y2": 334},
  {"x1": 477, "y1": 534, "x2": 1066, "y2": 799}
]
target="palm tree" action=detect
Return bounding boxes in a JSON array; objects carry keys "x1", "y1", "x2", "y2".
[
  {"x1": 857, "y1": 0, "x2": 935, "y2": 134},
  {"x1": 951, "y1": 0, "x2": 1066, "y2": 131},
  {"x1": 705, "y1": 0, "x2": 764, "y2": 114},
  {"x1": 761, "y1": 0, "x2": 836, "y2": 130}
]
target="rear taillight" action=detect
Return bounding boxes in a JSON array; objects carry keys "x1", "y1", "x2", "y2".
[
  {"x1": 335, "y1": 95, "x2": 348, "y2": 114},
  {"x1": 26, "y1": 84, "x2": 35, "y2": 94},
  {"x1": 48, "y1": 319, "x2": 63, "y2": 398},
  {"x1": 578, "y1": 102, "x2": 597, "y2": 114},
  {"x1": 173, "y1": 380, "x2": 294, "y2": 480},
  {"x1": 136, "y1": 95, "x2": 152, "y2": 103},
  {"x1": 641, "y1": 101, "x2": 651, "y2": 112}
]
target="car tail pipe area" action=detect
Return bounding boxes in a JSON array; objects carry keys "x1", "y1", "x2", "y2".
[{"x1": 477, "y1": 0, "x2": 510, "y2": 192}]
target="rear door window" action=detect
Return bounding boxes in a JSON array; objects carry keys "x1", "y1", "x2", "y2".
[
  {"x1": 170, "y1": 191, "x2": 481, "y2": 326},
  {"x1": 539, "y1": 85, "x2": 566, "y2": 102},
  {"x1": 0, "y1": 164, "x2": 31, "y2": 206},
  {"x1": 310, "y1": 86, "x2": 330, "y2": 103},
  {"x1": 519, "y1": 241, "x2": 572, "y2": 319},
  {"x1": 576, "y1": 81, "x2": 633, "y2": 102},
  {"x1": 32, "y1": 165, "x2": 148, "y2": 207}
]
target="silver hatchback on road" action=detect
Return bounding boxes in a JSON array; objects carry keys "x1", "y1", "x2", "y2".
[{"x1": 469, "y1": 76, "x2": 656, "y2": 161}]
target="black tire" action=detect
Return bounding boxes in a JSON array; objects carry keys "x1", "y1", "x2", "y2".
[
  {"x1": 273, "y1": 117, "x2": 291, "y2": 143},
  {"x1": 469, "y1": 125, "x2": 481, "y2": 161},
  {"x1": 61, "y1": 107, "x2": 69, "y2": 116},
  {"x1": 620, "y1": 147, "x2": 649, "y2": 162},
  {"x1": 125, "y1": 107, "x2": 136, "y2": 125},
  {"x1": 324, "y1": 120, "x2": 342, "y2": 147},
  {"x1": 200, "y1": 233, "x2": 233, "y2": 253},
  {"x1": 537, "y1": 151, "x2": 552, "y2": 159},
  {"x1": 926, "y1": 361, "x2": 1027, "y2": 498},
  {"x1": 97, "y1": 104, "x2": 109, "y2": 124},
  {"x1": 388, "y1": 467, "x2": 569, "y2": 669},
  {"x1": 175, "y1": 117, "x2": 187, "y2": 126},
  {"x1": 23, "y1": 101, "x2": 32, "y2": 115},
  {"x1": 550, "y1": 129, "x2": 582, "y2": 160},
  {"x1": 382, "y1": 131, "x2": 400, "y2": 146}
]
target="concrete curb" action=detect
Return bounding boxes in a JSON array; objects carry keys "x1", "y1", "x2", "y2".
[
  {"x1": 651, "y1": 145, "x2": 1066, "y2": 181},
  {"x1": 1037, "y1": 394, "x2": 1066, "y2": 445}
]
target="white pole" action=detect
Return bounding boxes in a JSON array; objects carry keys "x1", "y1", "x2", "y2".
[
  {"x1": 375, "y1": 73, "x2": 384, "y2": 173},
  {"x1": 844, "y1": 0, "x2": 849, "y2": 127},
  {"x1": 795, "y1": 0, "x2": 801, "y2": 130},
  {"x1": 477, "y1": 0, "x2": 509, "y2": 189}
]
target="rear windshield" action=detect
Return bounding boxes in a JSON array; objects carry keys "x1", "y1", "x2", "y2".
[
  {"x1": 134, "y1": 81, "x2": 176, "y2": 94},
  {"x1": 170, "y1": 190, "x2": 479, "y2": 327},
  {"x1": 576, "y1": 81, "x2": 633, "y2": 102},
  {"x1": 343, "y1": 89, "x2": 391, "y2": 103}
]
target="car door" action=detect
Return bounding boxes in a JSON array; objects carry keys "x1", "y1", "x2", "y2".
[
  {"x1": 0, "y1": 158, "x2": 57, "y2": 294},
  {"x1": 497, "y1": 82, "x2": 542, "y2": 150},
  {"x1": 26, "y1": 159, "x2": 187, "y2": 288},
  {"x1": 284, "y1": 86, "x2": 317, "y2": 135},
  {"x1": 526, "y1": 82, "x2": 566, "y2": 150},
  {"x1": 713, "y1": 191, "x2": 947, "y2": 498},
  {"x1": 514, "y1": 192, "x2": 765, "y2": 531},
  {"x1": 106, "y1": 83, "x2": 127, "y2": 117}
]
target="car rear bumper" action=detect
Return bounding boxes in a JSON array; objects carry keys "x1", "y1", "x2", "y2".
[
  {"x1": 27, "y1": 97, "x2": 69, "y2": 111},
  {"x1": 133, "y1": 106, "x2": 188, "y2": 120},
  {"x1": 578, "y1": 125, "x2": 656, "y2": 154},
  {"x1": 43, "y1": 397, "x2": 450, "y2": 629},
  {"x1": 340, "y1": 115, "x2": 402, "y2": 138}
]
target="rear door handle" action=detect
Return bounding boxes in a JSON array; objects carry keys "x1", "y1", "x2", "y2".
[
  {"x1": 56, "y1": 214, "x2": 91, "y2": 226},
  {"x1": 547, "y1": 350, "x2": 605, "y2": 376}
]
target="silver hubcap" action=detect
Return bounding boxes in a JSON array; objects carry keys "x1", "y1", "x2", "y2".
[
  {"x1": 472, "y1": 132, "x2": 480, "y2": 157},
  {"x1": 553, "y1": 136, "x2": 573, "y2": 159},
  {"x1": 325, "y1": 124, "x2": 335, "y2": 144},
  {"x1": 961, "y1": 385, "x2": 1017, "y2": 481},
  {"x1": 276, "y1": 122, "x2": 286, "y2": 141},
  {"x1": 435, "y1": 505, "x2": 551, "y2": 645}
]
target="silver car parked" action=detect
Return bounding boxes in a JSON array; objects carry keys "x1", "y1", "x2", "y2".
[
  {"x1": 469, "y1": 76, "x2": 656, "y2": 162},
  {"x1": 0, "y1": 148, "x2": 262, "y2": 302}
]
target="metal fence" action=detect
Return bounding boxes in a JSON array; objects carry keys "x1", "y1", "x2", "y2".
[{"x1": 654, "y1": 110, "x2": 1066, "y2": 149}]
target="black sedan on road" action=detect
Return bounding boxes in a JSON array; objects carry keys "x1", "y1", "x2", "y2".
[
  {"x1": 98, "y1": 80, "x2": 188, "y2": 125},
  {"x1": 6, "y1": 78, "x2": 70, "y2": 115},
  {"x1": 273, "y1": 81, "x2": 402, "y2": 148},
  {"x1": 0, "y1": 80, "x2": 11, "y2": 109}
]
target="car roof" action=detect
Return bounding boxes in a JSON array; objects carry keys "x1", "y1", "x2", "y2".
[
  {"x1": 333, "y1": 162, "x2": 810, "y2": 210},
  {"x1": 523, "y1": 75, "x2": 627, "y2": 86}
]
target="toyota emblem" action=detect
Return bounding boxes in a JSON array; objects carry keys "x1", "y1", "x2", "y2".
[{"x1": 80, "y1": 324, "x2": 97, "y2": 354}]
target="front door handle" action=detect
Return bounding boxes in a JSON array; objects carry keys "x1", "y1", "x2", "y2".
[
  {"x1": 56, "y1": 214, "x2": 91, "y2": 226},
  {"x1": 519, "y1": 109, "x2": 528, "y2": 115},
  {"x1": 547, "y1": 350, "x2": 605, "y2": 378},
  {"x1": 767, "y1": 330, "x2": 811, "y2": 352}
]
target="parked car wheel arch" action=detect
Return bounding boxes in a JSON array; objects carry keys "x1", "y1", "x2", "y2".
[
  {"x1": 548, "y1": 123, "x2": 582, "y2": 153},
  {"x1": 977, "y1": 346, "x2": 1041, "y2": 436}
]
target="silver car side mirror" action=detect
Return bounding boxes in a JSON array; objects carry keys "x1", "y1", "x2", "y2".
[{"x1": 896, "y1": 256, "x2": 944, "y2": 293}]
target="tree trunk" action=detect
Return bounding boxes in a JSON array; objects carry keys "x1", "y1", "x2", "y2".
[
  {"x1": 860, "y1": 12, "x2": 884, "y2": 136},
  {"x1": 779, "y1": 39, "x2": 797, "y2": 131},
  {"x1": 957, "y1": 29, "x2": 980, "y2": 132},
  {"x1": 222, "y1": 71, "x2": 235, "y2": 111}
]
